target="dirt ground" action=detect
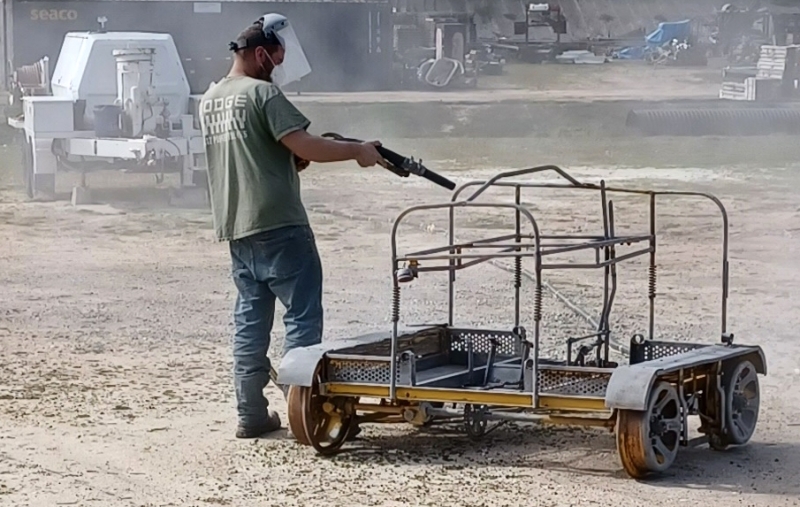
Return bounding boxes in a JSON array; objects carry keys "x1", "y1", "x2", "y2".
[{"x1": 2, "y1": 63, "x2": 800, "y2": 506}]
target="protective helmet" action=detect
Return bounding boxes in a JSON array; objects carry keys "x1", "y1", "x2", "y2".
[
  {"x1": 228, "y1": 13, "x2": 312, "y2": 86},
  {"x1": 259, "y1": 13, "x2": 290, "y2": 47},
  {"x1": 228, "y1": 13, "x2": 286, "y2": 51}
]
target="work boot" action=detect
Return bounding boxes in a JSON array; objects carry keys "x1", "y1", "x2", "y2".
[{"x1": 235, "y1": 410, "x2": 282, "y2": 439}]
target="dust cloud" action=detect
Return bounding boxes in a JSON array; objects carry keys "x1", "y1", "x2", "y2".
[{"x1": 1, "y1": 6, "x2": 800, "y2": 507}]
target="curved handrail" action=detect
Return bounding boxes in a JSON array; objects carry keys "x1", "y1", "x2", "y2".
[
  {"x1": 651, "y1": 190, "x2": 730, "y2": 336},
  {"x1": 461, "y1": 165, "x2": 587, "y2": 202}
]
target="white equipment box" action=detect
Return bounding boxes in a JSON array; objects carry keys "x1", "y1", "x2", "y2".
[
  {"x1": 8, "y1": 30, "x2": 207, "y2": 199},
  {"x1": 24, "y1": 96, "x2": 75, "y2": 133}
]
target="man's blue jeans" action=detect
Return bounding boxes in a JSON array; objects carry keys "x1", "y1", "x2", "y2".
[{"x1": 229, "y1": 224, "x2": 323, "y2": 428}]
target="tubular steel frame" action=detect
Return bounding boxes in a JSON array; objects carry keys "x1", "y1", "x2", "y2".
[{"x1": 388, "y1": 166, "x2": 730, "y2": 405}]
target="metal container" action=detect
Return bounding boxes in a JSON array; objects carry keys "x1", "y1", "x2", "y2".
[{"x1": 92, "y1": 104, "x2": 122, "y2": 137}]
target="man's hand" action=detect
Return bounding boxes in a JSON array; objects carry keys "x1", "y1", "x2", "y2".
[
  {"x1": 355, "y1": 141, "x2": 383, "y2": 168},
  {"x1": 294, "y1": 154, "x2": 310, "y2": 172}
]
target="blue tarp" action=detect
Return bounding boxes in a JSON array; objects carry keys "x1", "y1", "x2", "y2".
[
  {"x1": 614, "y1": 19, "x2": 692, "y2": 60},
  {"x1": 645, "y1": 20, "x2": 692, "y2": 46}
]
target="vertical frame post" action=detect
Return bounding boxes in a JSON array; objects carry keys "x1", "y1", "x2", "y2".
[
  {"x1": 514, "y1": 185, "x2": 521, "y2": 328},
  {"x1": 648, "y1": 193, "x2": 657, "y2": 341}
]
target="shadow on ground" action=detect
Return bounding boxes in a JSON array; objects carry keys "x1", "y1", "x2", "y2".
[{"x1": 326, "y1": 422, "x2": 799, "y2": 496}]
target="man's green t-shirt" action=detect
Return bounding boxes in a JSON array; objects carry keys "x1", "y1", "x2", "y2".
[{"x1": 200, "y1": 76, "x2": 310, "y2": 241}]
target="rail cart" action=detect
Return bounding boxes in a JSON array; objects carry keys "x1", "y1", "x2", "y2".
[{"x1": 278, "y1": 166, "x2": 767, "y2": 479}]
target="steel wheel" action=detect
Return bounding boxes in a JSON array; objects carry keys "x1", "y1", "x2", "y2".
[
  {"x1": 287, "y1": 362, "x2": 355, "y2": 455},
  {"x1": 711, "y1": 360, "x2": 760, "y2": 449},
  {"x1": 616, "y1": 381, "x2": 682, "y2": 479},
  {"x1": 287, "y1": 384, "x2": 310, "y2": 446}
]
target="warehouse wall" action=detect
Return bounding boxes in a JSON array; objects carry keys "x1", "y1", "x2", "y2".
[{"x1": 6, "y1": 0, "x2": 393, "y2": 93}]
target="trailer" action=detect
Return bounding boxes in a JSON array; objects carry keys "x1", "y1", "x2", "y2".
[
  {"x1": 277, "y1": 166, "x2": 767, "y2": 479},
  {"x1": 7, "y1": 30, "x2": 207, "y2": 199}
]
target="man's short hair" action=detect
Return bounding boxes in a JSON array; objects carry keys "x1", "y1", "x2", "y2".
[{"x1": 229, "y1": 21, "x2": 281, "y2": 53}]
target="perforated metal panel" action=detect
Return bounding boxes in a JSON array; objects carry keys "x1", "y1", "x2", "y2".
[
  {"x1": 327, "y1": 358, "x2": 399, "y2": 384},
  {"x1": 644, "y1": 342, "x2": 705, "y2": 361},
  {"x1": 537, "y1": 368, "x2": 611, "y2": 397},
  {"x1": 449, "y1": 329, "x2": 518, "y2": 356},
  {"x1": 322, "y1": 327, "x2": 448, "y2": 385}
]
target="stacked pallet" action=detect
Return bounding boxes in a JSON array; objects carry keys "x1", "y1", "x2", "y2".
[
  {"x1": 719, "y1": 79, "x2": 754, "y2": 101},
  {"x1": 719, "y1": 77, "x2": 782, "y2": 101},
  {"x1": 756, "y1": 45, "x2": 800, "y2": 79},
  {"x1": 720, "y1": 45, "x2": 800, "y2": 101}
]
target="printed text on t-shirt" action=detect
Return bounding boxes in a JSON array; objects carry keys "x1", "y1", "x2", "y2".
[{"x1": 201, "y1": 94, "x2": 249, "y2": 145}]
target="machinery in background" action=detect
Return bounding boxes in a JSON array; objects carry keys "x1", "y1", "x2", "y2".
[
  {"x1": 711, "y1": 1, "x2": 800, "y2": 64},
  {"x1": 517, "y1": 2, "x2": 568, "y2": 44},
  {"x1": 7, "y1": 29, "x2": 207, "y2": 200},
  {"x1": 711, "y1": 3, "x2": 771, "y2": 63},
  {"x1": 509, "y1": 2, "x2": 570, "y2": 63},
  {"x1": 393, "y1": 14, "x2": 492, "y2": 90},
  {"x1": 468, "y1": 43, "x2": 508, "y2": 76},
  {"x1": 419, "y1": 19, "x2": 477, "y2": 88},
  {"x1": 7, "y1": 56, "x2": 51, "y2": 113}
]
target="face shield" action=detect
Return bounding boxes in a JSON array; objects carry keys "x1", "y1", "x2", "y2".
[
  {"x1": 229, "y1": 13, "x2": 312, "y2": 87},
  {"x1": 258, "y1": 13, "x2": 312, "y2": 87}
]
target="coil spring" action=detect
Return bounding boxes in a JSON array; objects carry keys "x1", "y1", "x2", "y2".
[
  {"x1": 648, "y1": 264, "x2": 657, "y2": 299},
  {"x1": 514, "y1": 255, "x2": 521, "y2": 289},
  {"x1": 534, "y1": 284, "x2": 542, "y2": 322},
  {"x1": 391, "y1": 285, "x2": 401, "y2": 322}
]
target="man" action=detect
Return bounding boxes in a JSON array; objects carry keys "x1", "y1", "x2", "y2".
[{"x1": 199, "y1": 14, "x2": 383, "y2": 439}]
